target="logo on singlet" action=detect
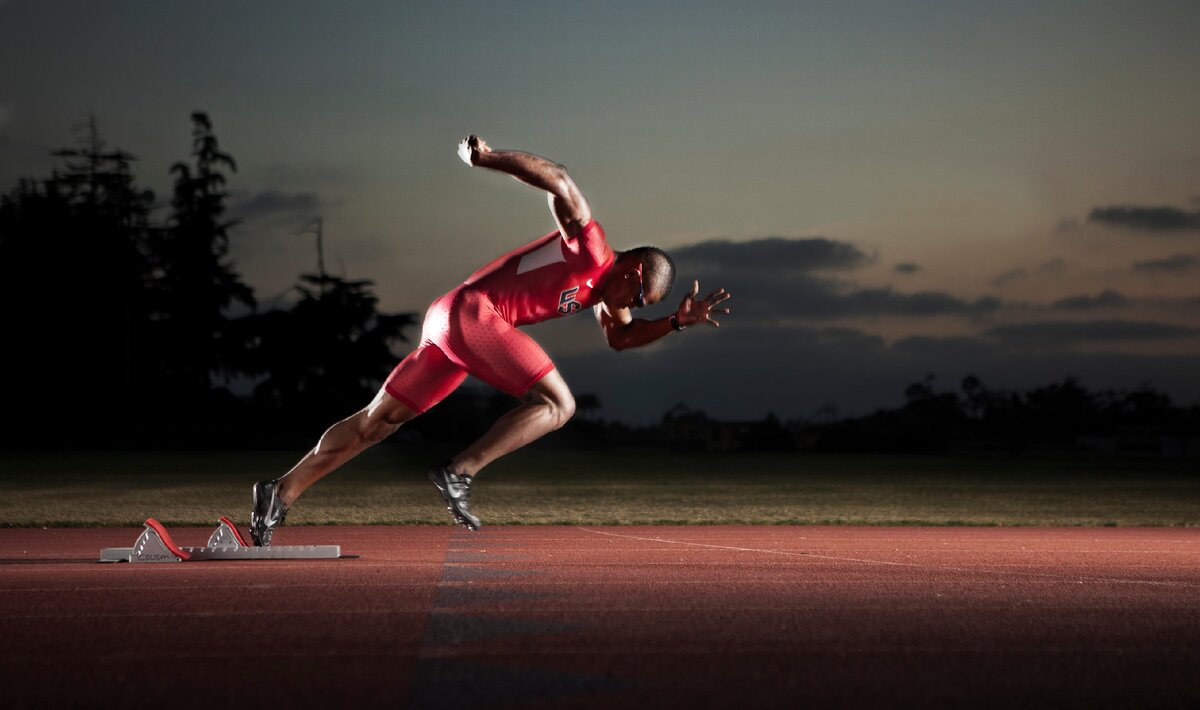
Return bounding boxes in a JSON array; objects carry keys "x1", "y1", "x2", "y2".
[{"x1": 558, "y1": 287, "x2": 581, "y2": 315}]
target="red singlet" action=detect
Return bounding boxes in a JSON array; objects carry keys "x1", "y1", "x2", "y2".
[{"x1": 384, "y1": 220, "x2": 615, "y2": 411}]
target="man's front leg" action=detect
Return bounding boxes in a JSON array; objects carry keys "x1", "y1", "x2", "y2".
[
  {"x1": 451, "y1": 370, "x2": 575, "y2": 476},
  {"x1": 429, "y1": 371, "x2": 575, "y2": 530}
]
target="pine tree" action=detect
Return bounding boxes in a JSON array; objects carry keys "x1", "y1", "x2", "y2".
[
  {"x1": 246, "y1": 271, "x2": 416, "y2": 429},
  {"x1": 148, "y1": 112, "x2": 255, "y2": 402},
  {"x1": 0, "y1": 115, "x2": 157, "y2": 442}
]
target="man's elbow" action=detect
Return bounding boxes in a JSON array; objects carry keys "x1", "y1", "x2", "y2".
[
  {"x1": 606, "y1": 334, "x2": 633, "y2": 352},
  {"x1": 550, "y1": 167, "x2": 580, "y2": 200}
]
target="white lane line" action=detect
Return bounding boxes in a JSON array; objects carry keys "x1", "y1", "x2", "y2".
[{"x1": 577, "y1": 528, "x2": 1200, "y2": 589}]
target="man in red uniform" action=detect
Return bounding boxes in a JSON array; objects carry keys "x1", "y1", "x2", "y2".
[{"x1": 250, "y1": 136, "x2": 731, "y2": 542}]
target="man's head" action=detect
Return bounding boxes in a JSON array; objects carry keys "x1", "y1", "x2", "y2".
[{"x1": 606, "y1": 247, "x2": 676, "y2": 310}]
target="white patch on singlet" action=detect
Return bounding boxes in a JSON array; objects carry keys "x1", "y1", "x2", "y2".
[{"x1": 516, "y1": 238, "x2": 565, "y2": 275}]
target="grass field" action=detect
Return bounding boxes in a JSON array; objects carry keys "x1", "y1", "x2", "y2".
[{"x1": 1, "y1": 446, "x2": 1198, "y2": 527}]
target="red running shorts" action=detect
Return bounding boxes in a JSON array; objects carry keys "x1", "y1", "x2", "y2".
[{"x1": 383, "y1": 289, "x2": 555, "y2": 413}]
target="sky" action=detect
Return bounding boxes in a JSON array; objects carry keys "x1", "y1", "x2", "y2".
[{"x1": 3, "y1": 0, "x2": 1200, "y2": 424}]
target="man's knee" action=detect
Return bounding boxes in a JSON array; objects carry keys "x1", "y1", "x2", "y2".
[
  {"x1": 359, "y1": 390, "x2": 418, "y2": 444},
  {"x1": 527, "y1": 380, "x2": 574, "y2": 430},
  {"x1": 360, "y1": 416, "x2": 401, "y2": 446},
  {"x1": 552, "y1": 391, "x2": 575, "y2": 429}
]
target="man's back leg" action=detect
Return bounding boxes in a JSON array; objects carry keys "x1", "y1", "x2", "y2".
[{"x1": 251, "y1": 387, "x2": 417, "y2": 545}]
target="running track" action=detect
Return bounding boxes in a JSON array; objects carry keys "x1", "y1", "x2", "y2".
[{"x1": 2, "y1": 526, "x2": 1198, "y2": 708}]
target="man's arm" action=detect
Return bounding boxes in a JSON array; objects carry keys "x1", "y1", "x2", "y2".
[
  {"x1": 458, "y1": 135, "x2": 591, "y2": 238},
  {"x1": 596, "y1": 280, "x2": 731, "y2": 351}
]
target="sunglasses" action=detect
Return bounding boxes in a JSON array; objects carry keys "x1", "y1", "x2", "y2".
[{"x1": 632, "y1": 264, "x2": 645, "y2": 309}]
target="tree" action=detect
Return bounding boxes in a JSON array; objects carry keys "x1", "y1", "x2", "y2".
[
  {"x1": 246, "y1": 272, "x2": 416, "y2": 428},
  {"x1": 0, "y1": 115, "x2": 158, "y2": 441},
  {"x1": 147, "y1": 112, "x2": 255, "y2": 402},
  {"x1": 576, "y1": 393, "x2": 602, "y2": 420},
  {"x1": 1, "y1": 112, "x2": 424, "y2": 446}
]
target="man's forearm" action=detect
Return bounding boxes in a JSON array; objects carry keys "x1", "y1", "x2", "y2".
[
  {"x1": 460, "y1": 135, "x2": 591, "y2": 234},
  {"x1": 473, "y1": 150, "x2": 569, "y2": 195},
  {"x1": 608, "y1": 316, "x2": 678, "y2": 351}
]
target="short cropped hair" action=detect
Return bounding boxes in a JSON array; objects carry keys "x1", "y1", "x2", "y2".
[{"x1": 626, "y1": 246, "x2": 676, "y2": 301}]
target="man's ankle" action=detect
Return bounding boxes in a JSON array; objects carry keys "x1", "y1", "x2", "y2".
[{"x1": 446, "y1": 460, "x2": 475, "y2": 478}]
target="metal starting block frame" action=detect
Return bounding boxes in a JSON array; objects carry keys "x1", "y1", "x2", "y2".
[{"x1": 99, "y1": 516, "x2": 342, "y2": 563}]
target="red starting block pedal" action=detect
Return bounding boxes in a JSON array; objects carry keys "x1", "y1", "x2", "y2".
[
  {"x1": 135, "y1": 518, "x2": 191, "y2": 562},
  {"x1": 99, "y1": 517, "x2": 343, "y2": 563},
  {"x1": 208, "y1": 516, "x2": 250, "y2": 548}
]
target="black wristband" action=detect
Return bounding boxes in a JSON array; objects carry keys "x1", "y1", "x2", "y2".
[{"x1": 669, "y1": 313, "x2": 686, "y2": 331}]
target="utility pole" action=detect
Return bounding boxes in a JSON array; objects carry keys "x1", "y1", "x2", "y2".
[
  {"x1": 314, "y1": 217, "x2": 327, "y2": 282},
  {"x1": 298, "y1": 216, "x2": 328, "y2": 296}
]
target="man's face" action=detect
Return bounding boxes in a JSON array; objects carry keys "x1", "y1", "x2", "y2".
[{"x1": 608, "y1": 259, "x2": 663, "y2": 310}]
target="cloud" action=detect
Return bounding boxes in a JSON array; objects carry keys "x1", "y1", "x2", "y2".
[
  {"x1": 1050, "y1": 290, "x2": 1130, "y2": 311},
  {"x1": 1038, "y1": 258, "x2": 1067, "y2": 275},
  {"x1": 1055, "y1": 218, "x2": 1081, "y2": 234},
  {"x1": 673, "y1": 237, "x2": 872, "y2": 275},
  {"x1": 555, "y1": 324, "x2": 901, "y2": 423},
  {"x1": 1087, "y1": 205, "x2": 1200, "y2": 232},
  {"x1": 991, "y1": 267, "x2": 1027, "y2": 288},
  {"x1": 668, "y1": 237, "x2": 1000, "y2": 322},
  {"x1": 991, "y1": 259, "x2": 1066, "y2": 288},
  {"x1": 983, "y1": 320, "x2": 1200, "y2": 349},
  {"x1": 552, "y1": 322, "x2": 1200, "y2": 424},
  {"x1": 894, "y1": 262, "x2": 919, "y2": 274},
  {"x1": 1132, "y1": 253, "x2": 1200, "y2": 274},
  {"x1": 542, "y1": 236, "x2": 1200, "y2": 423},
  {"x1": 830, "y1": 289, "x2": 1001, "y2": 319},
  {"x1": 228, "y1": 190, "x2": 321, "y2": 224}
]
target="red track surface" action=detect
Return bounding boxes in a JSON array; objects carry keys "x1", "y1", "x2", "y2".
[{"x1": 2, "y1": 525, "x2": 1198, "y2": 709}]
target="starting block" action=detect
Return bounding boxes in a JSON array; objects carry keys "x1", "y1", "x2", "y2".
[{"x1": 99, "y1": 516, "x2": 343, "y2": 563}]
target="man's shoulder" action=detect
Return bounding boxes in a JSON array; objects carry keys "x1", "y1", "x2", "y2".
[
  {"x1": 581, "y1": 219, "x2": 605, "y2": 240},
  {"x1": 576, "y1": 219, "x2": 613, "y2": 266}
]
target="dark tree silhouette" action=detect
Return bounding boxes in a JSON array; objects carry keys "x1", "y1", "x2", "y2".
[
  {"x1": 0, "y1": 115, "x2": 157, "y2": 442},
  {"x1": 575, "y1": 393, "x2": 602, "y2": 420},
  {"x1": 246, "y1": 272, "x2": 417, "y2": 431},
  {"x1": 146, "y1": 111, "x2": 255, "y2": 404},
  {"x1": 813, "y1": 374, "x2": 1198, "y2": 456},
  {"x1": 0, "y1": 112, "x2": 433, "y2": 447}
]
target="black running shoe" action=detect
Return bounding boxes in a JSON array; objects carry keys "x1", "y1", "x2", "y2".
[
  {"x1": 250, "y1": 479, "x2": 288, "y2": 546},
  {"x1": 428, "y1": 464, "x2": 482, "y2": 531}
]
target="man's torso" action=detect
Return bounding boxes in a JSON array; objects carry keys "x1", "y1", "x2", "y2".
[{"x1": 457, "y1": 220, "x2": 615, "y2": 326}]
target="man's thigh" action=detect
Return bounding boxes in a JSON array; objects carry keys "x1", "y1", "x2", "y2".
[
  {"x1": 383, "y1": 343, "x2": 468, "y2": 413},
  {"x1": 441, "y1": 300, "x2": 556, "y2": 398}
]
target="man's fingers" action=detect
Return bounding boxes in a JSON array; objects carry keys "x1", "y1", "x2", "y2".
[
  {"x1": 458, "y1": 137, "x2": 484, "y2": 166},
  {"x1": 459, "y1": 135, "x2": 488, "y2": 166},
  {"x1": 701, "y1": 305, "x2": 730, "y2": 327},
  {"x1": 691, "y1": 280, "x2": 700, "y2": 298}
]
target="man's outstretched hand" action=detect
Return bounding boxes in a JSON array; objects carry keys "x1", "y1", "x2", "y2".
[
  {"x1": 676, "y1": 280, "x2": 732, "y2": 328},
  {"x1": 458, "y1": 135, "x2": 491, "y2": 166}
]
